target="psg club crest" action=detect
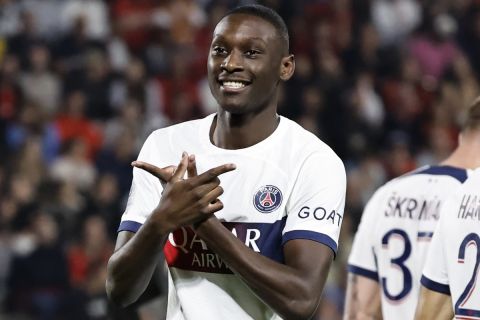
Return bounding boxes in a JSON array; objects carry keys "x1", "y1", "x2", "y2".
[{"x1": 253, "y1": 185, "x2": 283, "y2": 213}]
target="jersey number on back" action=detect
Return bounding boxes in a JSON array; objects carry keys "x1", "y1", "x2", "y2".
[
  {"x1": 455, "y1": 233, "x2": 480, "y2": 318},
  {"x1": 381, "y1": 229, "x2": 412, "y2": 301}
]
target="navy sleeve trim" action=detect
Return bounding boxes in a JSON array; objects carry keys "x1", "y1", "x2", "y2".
[
  {"x1": 282, "y1": 230, "x2": 337, "y2": 254},
  {"x1": 413, "y1": 165, "x2": 468, "y2": 183},
  {"x1": 118, "y1": 220, "x2": 143, "y2": 233},
  {"x1": 347, "y1": 264, "x2": 379, "y2": 282},
  {"x1": 421, "y1": 275, "x2": 451, "y2": 295},
  {"x1": 417, "y1": 232, "x2": 434, "y2": 239}
]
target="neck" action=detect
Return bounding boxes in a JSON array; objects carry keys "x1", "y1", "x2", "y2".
[
  {"x1": 441, "y1": 134, "x2": 480, "y2": 169},
  {"x1": 211, "y1": 107, "x2": 279, "y2": 150}
]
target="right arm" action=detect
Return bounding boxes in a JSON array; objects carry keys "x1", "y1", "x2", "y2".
[
  {"x1": 106, "y1": 156, "x2": 235, "y2": 306},
  {"x1": 106, "y1": 221, "x2": 168, "y2": 306},
  {"x1": 343, "y1": 273, "x2": 382, "y2": 320}
]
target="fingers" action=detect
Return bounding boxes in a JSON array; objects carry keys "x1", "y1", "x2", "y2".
[
  {"x1": 191, "y1": 163, "x2": 236, "y2": 187},
  {"x1": 204, "y1": 186, "x2": 224, "y2": 204},
  {"x1": 192, "y1": 178, "x2": 221, "y2": 198},
  {"x1": 132, "y1": 161, "x2": 175, "y2": 182},
  {"x1": 197, "y1": 185, "x2": 224, "y2": 214},
  {"x1": 133, "y1": 155, "x2": 236, "y2": 211},
  {"x1": 171, "y1": 153, "x2": 189, "y2": 182},
  {"x1": 200, "y1": 198, "x2": 224, "y2": 215},
  {"x1": 187, "y1": 154, "x2": 198, "y2": 178}
]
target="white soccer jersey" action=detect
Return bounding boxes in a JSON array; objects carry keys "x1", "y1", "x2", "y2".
[
  {"x1": 421, "y1": 169, "x2": 480, "y2": 319},
  {"x1": 118, "y1": 113, "x2": 346, "y2": 320},
  {"x1": 348, "y1": 166, "x2": 469, "y2": 320}
]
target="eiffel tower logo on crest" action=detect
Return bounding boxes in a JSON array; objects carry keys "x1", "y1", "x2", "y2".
[{"x1": 260, "y1": 192, "x2": 274, "y2": 207}]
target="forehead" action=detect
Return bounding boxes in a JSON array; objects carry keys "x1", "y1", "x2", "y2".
[{"x1": 213, "y1": 13, "x2": 279, "y2": 45}]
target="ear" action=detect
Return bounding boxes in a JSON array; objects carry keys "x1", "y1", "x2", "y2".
[{"x1": 279, "y1": 54, "x2": 295, "y2": 81}]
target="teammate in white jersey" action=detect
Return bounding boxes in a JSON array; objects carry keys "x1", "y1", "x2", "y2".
[
  {"x1": 106, "y1": 4, "x2": 346, "y2": 320},
  {"x1": 415, "y1": 169, "x2": 480, "y2": 320},
  {"x1": 344, "y1": 100, "x2": 480, "y2": 320}
]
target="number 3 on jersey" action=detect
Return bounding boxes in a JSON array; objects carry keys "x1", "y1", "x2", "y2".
[
  {"x1": 455, "y1": 233, "x2": 480, "y2": 318},
  {"x1": 381, "y1": 229, "x2": 412, "y2": 301}
]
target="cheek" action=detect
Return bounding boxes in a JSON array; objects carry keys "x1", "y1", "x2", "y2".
[
  {"x1": 207, "y1": 58, "x2": 214, "y2": 75},
  {"x1": 207, "y1": 56, "x2": 220, "y2": 74},
  {"x1": 207, "y1": 60, "x2": 218, "y2": 85},
  {"x1": 254, "y1": 66, "x2": 280, "y2": 90}
]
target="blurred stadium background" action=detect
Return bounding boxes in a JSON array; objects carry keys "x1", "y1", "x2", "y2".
[{"x1": 0, "y1": 0, "x2": 477, "y2": 319}]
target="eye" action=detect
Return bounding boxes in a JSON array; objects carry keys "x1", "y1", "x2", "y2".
[
  {"x1": 212, "y1": 46, "x2": 227, "y2": 56},
  {"x1": 245, "y1": 49, "x2": 261, "y2": 58}
]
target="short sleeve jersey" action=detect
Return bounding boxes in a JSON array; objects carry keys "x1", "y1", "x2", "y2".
[
  {"x1": 347, "y1": 166, "x2": 468, "y2": 320},
  {"x1": 421, "y1": 169, "x2": 480, "y2": 318},
  {"x1": 118, "y1": 114, "x2": 346, "y2": 320}
]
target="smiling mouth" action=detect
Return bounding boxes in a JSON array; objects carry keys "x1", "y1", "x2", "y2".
[{"x1": 219, "y1": 80, "x2": 250, "y2": 92}]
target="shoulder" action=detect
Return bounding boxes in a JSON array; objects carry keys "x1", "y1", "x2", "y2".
[
  {"x1": 150, "y1": 116, "x2": 209, "y2": 138},
  {"x1": 393, "y1": 165, "x2": 468, "y2": 184},
  {"x1": 460, "y1": 168, "x2": 480, "y2": 187},
  {"x1": 281, "y1": 117, "x2": 345, "y2": 172},
  {"x1": 137, "y1": 116, "x2": 211, "y2": 164},
  {"x1": 145, "y1": 115, "x2": 211, "y2": 147},
  {"x1": 371, "y1": 166, "x2": 464, "y2": 198}
]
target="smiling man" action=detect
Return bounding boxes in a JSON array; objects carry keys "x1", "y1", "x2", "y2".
[{"x1": 106, "y1": 5, "x2": 346, "y2": 320}]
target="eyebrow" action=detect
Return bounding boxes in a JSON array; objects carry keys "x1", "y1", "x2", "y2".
[{"x1": 212, "y1": 35, "x2": 270, "y2": 49}]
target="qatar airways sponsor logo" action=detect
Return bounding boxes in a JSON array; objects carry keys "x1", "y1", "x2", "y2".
[{"x1": 164, "y1": 221, "x2": 284, "y2": 273}]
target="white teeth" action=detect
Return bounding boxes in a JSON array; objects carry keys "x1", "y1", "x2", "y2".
[{"x1": 222, "y1": 81, "x2": 246, "y2": 89}]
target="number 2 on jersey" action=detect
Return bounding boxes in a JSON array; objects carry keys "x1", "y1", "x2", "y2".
[
  {"x1": 455, "y1": 233, "x2": 480, "y2": 318},
  {"x1": 381, "y1": 229, "x2": 412, "y2": 301}
]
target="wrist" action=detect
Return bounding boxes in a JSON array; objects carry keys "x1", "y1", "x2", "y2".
[
  {"x1": 193, "y1": 215, "x2": 219, "y2": 235},
  {"x1": 147, "y1": 208, "x2": 176, "y2": 237},
  {"x1": 137, "y1": 219, "x2": 170, "y2": 253}
]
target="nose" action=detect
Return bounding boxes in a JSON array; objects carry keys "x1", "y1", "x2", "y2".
[{"x1": 221, "y1": 50, "x2": 243, "y2": 73}]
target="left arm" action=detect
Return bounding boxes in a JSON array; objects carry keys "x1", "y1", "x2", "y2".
[
  {"x1": 195, "y1": 217, "x2": 333, "y2": 320},
  {"x1": 195, "y1": 150, "x2": 345, "y2": 320}
]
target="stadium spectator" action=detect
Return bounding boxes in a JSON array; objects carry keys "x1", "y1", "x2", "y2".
[
  {"x1": 19, "y1": 44, "x2": 61, "y2": 116},
  {"x1": 59, "y1": 0, "x2": 110, "y2": 41},
  {"x1": 53, "y1": 90, "x2": 103, "y2": 159},
  {"x1": 50, "y1": 138, "x2": 97, "y2": 191}
]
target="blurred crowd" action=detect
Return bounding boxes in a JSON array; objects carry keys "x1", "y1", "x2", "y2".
[{"x1": 0, "y1": 0, "x2": 478, "y2": 319}]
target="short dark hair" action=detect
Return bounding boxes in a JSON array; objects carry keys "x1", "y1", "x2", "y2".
[
  {"x1": 462, "y1": 96, "x2": 480, "y2": 131},
  {"x1": 224, "y1": 4, "x2": 289, "y2": 53}
]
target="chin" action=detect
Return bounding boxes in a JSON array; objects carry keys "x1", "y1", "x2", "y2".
[
  {"x1": 219, "y1": 104, "x2": 248, "y2": 115},
  {"x1": 215, "y1": 97, "x2": 249, "y2": 114}
]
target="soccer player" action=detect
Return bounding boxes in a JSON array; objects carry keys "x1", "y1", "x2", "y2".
[
  {"x1": 415, "y1": 169, "x2": 480, "y2": 320},
  {"x1": 106, "y1": 4, "x2": 346, "y2": 320},
  {"x1": 344, "y1": 101, "x2": 480, "y2": 320}
]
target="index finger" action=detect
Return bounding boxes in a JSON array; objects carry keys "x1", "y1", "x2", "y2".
[
  {"x1": 171, "y1": 153, "x2": 189, "y2": 182},
  {"x1": 132, "y1": 161, "x2": 175, "y2": 183},
  {"x1": 187, "y1": 154, "x2": 198, "y2": 178},
  {"x1": 190, "y1": 163, "x2": 236, "y2": 187}
]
